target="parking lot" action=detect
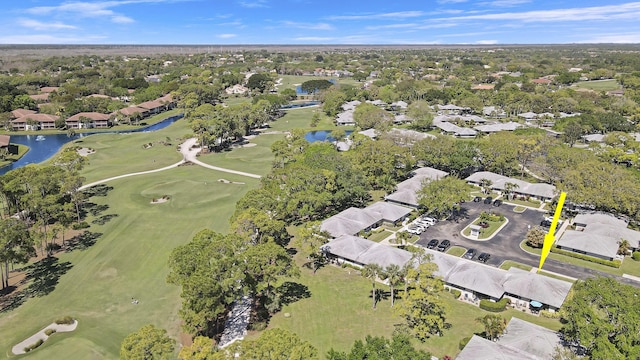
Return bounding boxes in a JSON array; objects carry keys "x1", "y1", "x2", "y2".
[{"x1": 415, "y1": 200, "x2": 547, "y2": 266}]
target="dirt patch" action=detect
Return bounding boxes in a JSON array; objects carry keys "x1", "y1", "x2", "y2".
[{"x1": 76, "y1": 147, "x2": 95, "y2": 156}]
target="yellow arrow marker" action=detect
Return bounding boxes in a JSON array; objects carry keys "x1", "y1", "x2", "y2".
[{"x1": 538, "y1": 192, "x2": 567, "y2": 271}]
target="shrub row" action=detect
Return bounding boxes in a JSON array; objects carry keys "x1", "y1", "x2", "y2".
[
  {"x1": 448, "y1": 288, "x2": 461, "y2": 299},
  {"x1": 23, "y1": 339, "x2": 44, "y2": 353},
  {"x1": 633, "y1": 251, "x2": 640, "y2": 261},
  {"x1": 44, "y1": 328, "x2": 57, "y2": 336},
  {"x1": 55, "y1": 316, "x2": 74, "y2": 325},
  {"x1": 72, "y1": 222, "x2": 89, "y2": 230},
  {"x1": 551, "y1": 246, "x2": 621, "y2": 268},
  {"x1": 540, "y1": 310, "x2": 561, "y2": 319},
  {"x1": 459, "y1": 336, "x2": 471, "y2": 350},
  {"x1": 479, "y1": 298, "x2": 510, "y2": 312}
]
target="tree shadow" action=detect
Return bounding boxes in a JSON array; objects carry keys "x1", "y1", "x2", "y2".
[
  {"x1": 84, "y1": 203, "x2": 110, "y2": 216},
  {"x1": 91, "y1": 214, "x2": 119, "y2": 225},
  {"x1": 65, "y1": 231, "x2": 102, "y2": 251},
  {"x1": 0, "y1": 286, "x2": 27, "y2": 313},
  {"x1": 276, "y1": 281, "x2": 311, "y2": 306},
  {"x1": 451, "y1": 207, "x2": 470, "y2": 222},
  {"x1": 82, "y1": 184, "x2": 114, "y2": 198},
  {"x1": 22, "y1": 257, "x2": 73, "y2": 298}
]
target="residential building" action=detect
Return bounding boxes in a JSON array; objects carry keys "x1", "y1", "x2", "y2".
[
  {"x1": 556, "y1": 213, "x2": 640, "y2": 261},
  {"x1": 465, "y1": 171, "x2": 557, "y2": 202},
  {"x1": 11, "y1": 114, "x2": 59, "y2": 131},
  {"x1": 474, "y1": 121, "x2": 522, "y2": 133},
  {"x1": 320, "y1": 201, "x2": 412, "y2": 238},
  {"x1": 457, "y1": 318, "x2": 562, "y2": 360},
  {"x1": 66, "y1": 112, "x2": 111, "y2": 129},
  {"x1": 386, "y1": 167, "x2": 449, "y2": 208}
]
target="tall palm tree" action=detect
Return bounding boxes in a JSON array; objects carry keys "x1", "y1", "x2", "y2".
[
  {"x1": 503, "y1": 182, "x2": 519, "y2": 201},
  {"x1": 384, "y1": 264, "x2": 402, "y2": 307},
  {"x1": 476, "y1": 314, "x2": 507, "y2": 341},
  {"x1": 479, "y1": 178, "x2": 493, "y2": 195},
  {"x1": 361, "y1": 263, "x2": 382, "y2": 309},
  {"x1": 618, "y1": 239, "x2": 631, "y2": 256}
]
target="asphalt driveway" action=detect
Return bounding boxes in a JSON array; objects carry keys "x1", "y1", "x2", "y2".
[
  {"x1": 415, "y1": 201, "x2": 640, "y2": 287},
  {"x1": 416, "y1": 201, "x2": 545, "y2": 267}
]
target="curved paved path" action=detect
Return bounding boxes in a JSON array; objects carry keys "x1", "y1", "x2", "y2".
[{"x1": 80, "y1": 138, "x2": 261, "y2": 190}]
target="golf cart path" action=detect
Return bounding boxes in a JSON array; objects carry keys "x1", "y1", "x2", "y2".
[{"x1": 80, "y1": 138, "x2": 261, "y2": 190}]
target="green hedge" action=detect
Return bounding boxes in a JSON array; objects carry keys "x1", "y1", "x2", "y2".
[
  {"x1": 459, "y1": 336, "x2": 471, "y2": 350},
  {"x1": 540, "y1": 310, "x2": 561, "y2": 319},
  {"x1": 479, "y1": 298, "x2": 510, "y2": 312},
  {"x1": 551, "y1": 246, "x2": 621, "y2": 268},
  {"x1": 448, "y1": 288, "x2": 461, "y2": 299},
  {"x1": 633, "y1": 252, "x2": 640, "y2": 261}
]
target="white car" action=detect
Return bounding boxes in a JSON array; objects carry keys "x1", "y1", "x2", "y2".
[{"x1": 421, "y1": 216, "x2": 437, "y2": 224}]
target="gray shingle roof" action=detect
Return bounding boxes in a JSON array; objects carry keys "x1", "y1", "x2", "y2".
[
  {"x1": 465, "y1": 171, "x2": 556, "y2": 199},
  {"x1": 474, "y1": 121, "x2": 522, "y2": 133},
  {"x1": 557, "y1": 213, "x2": 640, "y2": 259},
  {"x1": 503, "y1": 268, "x2": 573, "y2": 308},
  {"x1": 320, "y1": 202, "x2": 411, "y2": 238},
  {"x1": 321, "y1": 235, "x2": 412, "y2": 268},
  {"x1": 363, "y1": 202, "x2": 412, "y2": 223},
  {"x1": 457, "y1": 318, "x2": 561, "y2": 360},
  {"x1": 335, "y1": 110, "x2": 355, "y2": 125},
  {"x1": 386, "y1": 167, "x2": 449, "y2": 207},
  {"x1": 423, "y1": 249, "x2": 573, "y2": 308},
  {"x1": 433, "y1": 121, "x2": 477, "y2": 136}
]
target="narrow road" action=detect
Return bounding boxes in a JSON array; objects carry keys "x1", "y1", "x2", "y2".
[{"x1": 80, "y1": 138, "x2": 261, "y2": 190}]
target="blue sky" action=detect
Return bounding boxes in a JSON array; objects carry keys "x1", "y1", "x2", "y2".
[{"x1": 1, "y1": 0, "x2": 640, "y2": 44}]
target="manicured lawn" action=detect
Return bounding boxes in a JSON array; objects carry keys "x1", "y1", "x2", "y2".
[
  {"x1": 513, "y1": 206, "x2": 526, "y2": 212},
  {"x1": 223, "y1": 96, "x2": 252, "y2": 106},
  {"x1": 266, "y1": 256, "x2": 561, "y2": 359},
  {"x1": 197, "y1": 133, "x2": 282, "y2": 176},
  {"x1": 0, "y1": 166, "x2": 259, "y2": 359},
  {"x1": 463, "y1": 218, "x2": 506, "y2": 239},
  {"x1": 447, "y1": 246, "x2": 467, "y2": 257},
  {"x1": 505, "y1": 198, "x2": 541, "y2": 208},
  {"x1": 368, "y1": 230, "x2": 393, "y2": 243},
  {"x1": 499, "y1": 260, "x2": 532, "y2": 271},
  {"x1": 572, "y1": 79, "x2": 620, "y2": 91},
  {"x1": 0, "y1": 144, "x2": 29, "y2": 168},
  {"x1": 620, "y1": 257, "x2": 640, "y2": 277}
]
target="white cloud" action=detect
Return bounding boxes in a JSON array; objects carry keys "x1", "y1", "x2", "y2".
[
  {"x1": 112, "y1": 15, "x2": 135, "y2": 23},
  {"x1": 217, "y1": 33, "x2": 237, "y2": 38},
  {"x1": 294, "y1": 36, "x2": 334, "y2": 42},
  {"x1": 578, "y1": 32, "x2": 640, "y2": 43},
  {"x1": 26, "y1": 0, "x2": 192, "y2": 23},
  {"x1": 476, "y1": 39, "x2": 498, "y2": 44},
  {"x1": 366, "y1": 22, "x2": 459, "y2": 30},
  {"x1": 281, "y1": 21, "x2": 334, "y2": 30},
  {"x1": 437, "y1": 2, "x2": 640, "y2": 22},
  {"x1": 326, "y1": 11, "x2": 426, "y2": 21},
  {"x1": 0, "y1": 34, "x2": 105, "y2": 44},
  {"x1": 239, "y1": 0, "x2": 269, "y2": 8},
  {"x1": 480, "y1": 0, "x2": 530, "y2": 7},
  {"x1": 17, "y1": 18, "x2": 77, "y2": 30}
]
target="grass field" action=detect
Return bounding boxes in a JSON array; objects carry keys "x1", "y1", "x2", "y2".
[
  {"x1": 446, "y1": 246, "x2": 467, "y2": 257},
  {"x1": 368, "y1": 230, "x2": 393, "y2": 243},
  {"x1": 572, "y1": 79, "x2": 620, "y2": 92},
  {"x1": 0, "y1": 166, "x2": 259, "y2": 359},
  {"x1": 197, "y1": 134, "x2": 282, "y2": 176},
  {"x1": 0, "y1": 144, "x2": 29, "y2": 168},
  {"x1": 265, "y1": 256, "x2": 561, "y2": 359}
]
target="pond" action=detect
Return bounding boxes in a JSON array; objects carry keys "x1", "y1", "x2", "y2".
[
  {"x1": 0, "y1": 114, "x2": 183, "y2": 175},
  {"x1": 280, "y1": 101, "x2": 319, "y2": 109},
  {"x1": 305, "y1": 130, "x2": 353, "y2": 143}
]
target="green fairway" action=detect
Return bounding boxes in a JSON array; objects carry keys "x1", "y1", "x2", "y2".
[
  {"x1": 572, "y1": 79, "x2": 620, "y2": 91},
  {"x1": 0, "y1": 166, "x2": 259, "y2": 359},
  {"x1": 55, "y1": 116, "x2": 191, "y2": 184},
  {"x1": 196, "y1": 133, "x2": 282, "y2": 176}
]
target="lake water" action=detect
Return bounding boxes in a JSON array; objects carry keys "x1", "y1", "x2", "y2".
[
  {"x1": 0, "y1": 114, "x2": 182, "y2": 175},
  {"x1": 305, "y1": 130, "x2": 353, "y2": 143}
]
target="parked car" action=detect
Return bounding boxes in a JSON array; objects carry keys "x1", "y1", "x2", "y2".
[
  {"x1": 427, "y1": 239, "x2": 439, "y2": 249},
  {"x1": 421, "y1": 216, "x2": 437, "y2": 225},
  {"x1": 463, "y1": 248, "x2": 477, "y2": 259},
  {"x1": 477, "y1": 253, "x2": 491, "y2": 263},
  {"x1": 484, "y1": 196, "x2": 493, "y2": 204},
  {"x1": 473, "y1": 196, "x2": 482, "y2": 202},
  {"x1": 493, "y1": 199, "x2": 503, "y2": 207},
  {"x1": 407, "y1": 226, "x2": 422, "y2": 235},
  {"x1": 437, "y1": 239, "x2": 451, "y2": 251}
]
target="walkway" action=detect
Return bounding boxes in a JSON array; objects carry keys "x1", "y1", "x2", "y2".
[
  {"x1": 218, "y1": 295, "x2": 252, "y2": 349},
  {"x1": 79, "y1": 138, "x2": 261, "y2": 190}
]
